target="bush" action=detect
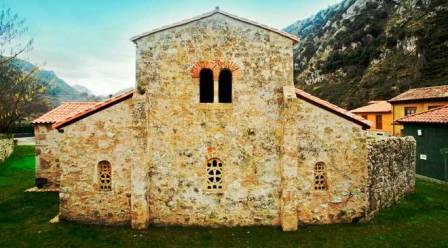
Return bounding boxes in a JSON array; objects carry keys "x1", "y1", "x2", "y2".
[{"x1": 11, "y1": 123, "x2": 33, "y2": 134}]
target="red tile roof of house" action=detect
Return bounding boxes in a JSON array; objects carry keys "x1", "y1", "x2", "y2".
[
  {"x1": 295, "y1": 89, "x2": 372, "y2": 129},
  {"x1": 131, "y1": 7, "x2": 299, "y2": 44},
  {"x1": 388, "y1": 85, "x2": 448, "y2": 103},
  {"x1": 32, "y1": 102, "x2": 98, "y2": 124},
  {"x1": 52, "y1": 90, "x2": 135, "y2": 129},
  {"x1": 350, "y1": 101, "x2": 392, "y2": 113},
  {"x1": 397, "y1": 105, "x2": 448, "y2": 124}
]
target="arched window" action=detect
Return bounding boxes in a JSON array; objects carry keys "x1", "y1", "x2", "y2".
[
  {"x1": 199, "y1": 68, "x2": 214, "y2": 103},
  {"x1": 207, "y1": 158, "x2": 223, "y2": 190},
  {"x1": 218, "y1": 69, "x2": 232, "y2": 103},
  {"x1": 98, "y1": 160, "x2": 112, "y2": 191},
  {"x1": 314, "y1": 161, "x2": 327, "y2": 191}
]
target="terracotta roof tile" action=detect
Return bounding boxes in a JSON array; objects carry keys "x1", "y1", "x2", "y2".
[
  {"x1": 32, "y1": 102, "x2": 98, "y2": 124},
  {"x1": 131, "y1": 8, "x2": 299, "y2": 44},
  {"x1": 295, "y1": 89, "x2": 372, "y2": 129},
  {"x1": 350, "y1": 101, "x2": 392, "y2": 113},
  {"x1": 389, "y1": 85, "x2": 448, "y2": 103},
  {"x1": 39, "y1": 88, "x2": 370, "y2": 130},
  {"x1": 52, "y1": 90, "x2": 134, "y2": 129},
  {"x1": 397, "y1": 105, "x2": 448, "y2": 124}
]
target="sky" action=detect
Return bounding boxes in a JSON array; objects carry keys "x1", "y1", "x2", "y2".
[{"x1": 2, "y1": 0, "x2": 341, "y2": 95}]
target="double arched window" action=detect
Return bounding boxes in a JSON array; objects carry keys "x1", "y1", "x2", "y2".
[{"x1": 199, "y1": 68, "x2": 232, "y2": 103}]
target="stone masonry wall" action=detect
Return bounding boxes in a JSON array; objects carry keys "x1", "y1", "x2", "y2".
[
  {"x1": 53, "y1": 12, "x2": 411, "y2": 229},
  {"x1": 0, "y1": 137, "x2": 14, "y2": 162},
  {"x1": 135, "y1": 13, "x2": 294, "y2": 227},
  {"x1": 34, "y1": 124, "x2": 60, "y2": 189},
  {"x1": 367, "y1": 136, "x2": 416, "y2": 217},
  {"x1": 58, "y1": 98, "x2": 133, "y2": 225},
  {"x1": 294, "y1": 99, "x2": 369, "y2": 224}
]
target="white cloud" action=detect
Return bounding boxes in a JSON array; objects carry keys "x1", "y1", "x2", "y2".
[
  {"x1": 16, "y1": 0, "x2": 344, "y2": 96},
  {"x1": 25, "y1": 37, "x2": 135, "y2": 96}
]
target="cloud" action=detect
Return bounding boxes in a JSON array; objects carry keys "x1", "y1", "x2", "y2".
[
  {"x1": 13, "y1": 0, "x2": 345, "y2": 96},
  {"x1": 27, "y1": 38, "x2": 135, "y2": 96},
  {"x1": 62, "y1": 56, "x2": 135, "y2": 96}
]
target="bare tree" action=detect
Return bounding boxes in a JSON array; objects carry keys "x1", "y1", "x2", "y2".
[
  {"x1": 0, "y1": 7, "x2": 48, "y2": 134},
  {"x1": 0, "y1": 7, "x2": 33, "y2": 65}
]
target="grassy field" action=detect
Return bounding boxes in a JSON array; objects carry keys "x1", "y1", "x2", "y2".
[{"x1": 0, "y1": 146, "x2": 448, "y2": 247}]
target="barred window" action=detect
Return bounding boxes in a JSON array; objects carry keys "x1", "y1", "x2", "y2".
[
  {"x1": 98, "y1": 160, "x2": 112, "y2": 191},
  {"x1": 314, "y1": 161, "x2": 327, "y2": 191},
  {"x1": 207, "y1": 158, "x2": 223, "y2": 190}
]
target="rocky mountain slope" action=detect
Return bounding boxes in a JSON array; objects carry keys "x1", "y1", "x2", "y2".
[
  {"x1": 12, "y1": 58, "x2": 99, "y2": 106},
  {"x1": 72, "y1": 84, "x2": 94, "y2": 97},
  {"x1": 285, "y1": 0, "x2": 448, "y2": 109}
]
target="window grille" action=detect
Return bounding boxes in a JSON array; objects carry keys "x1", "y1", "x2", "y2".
[
  {"x1": 314, "y1": 161, "x2": 326, "y2": 191},
  {"x1": 98, "y1": 160, "x2": 112, "y2": 191},
  {"x1": 207, "y1": 158, "x2": 223, "y2": 190}
]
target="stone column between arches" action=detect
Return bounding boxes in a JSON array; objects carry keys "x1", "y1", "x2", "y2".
[{"x1": 279, "y1": 86, "x2": 300, "y2": 231}]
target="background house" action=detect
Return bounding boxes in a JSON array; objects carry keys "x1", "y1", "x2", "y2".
[
  {"x1": 351, "y1": 101, "x2": 392, "y2": 134},
  {"x1": 398, "y1": 105, "x2": 448, "y2": 182},
  {"x1": 389, "y1": 85, "x2": 448, "y2": 136}
]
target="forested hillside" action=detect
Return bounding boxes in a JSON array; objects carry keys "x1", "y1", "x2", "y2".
[{"x1": 285, "y1": 0, "x2": 448, "y2": 109}]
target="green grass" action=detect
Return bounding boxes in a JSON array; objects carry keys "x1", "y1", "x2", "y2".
[{"x1": 1, "y1": 146, "x2": 448, "y2": 247}]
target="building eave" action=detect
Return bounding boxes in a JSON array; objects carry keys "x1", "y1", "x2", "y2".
[
  {"x1": 295, "y1": 89, "x2": 372, "y2": 129},
  {"x1": 388, "y1": 97, "x2": 448, "y2": 104},
  {"x1": 52, "y1": 90, "x2": 134, "y2": 130}
]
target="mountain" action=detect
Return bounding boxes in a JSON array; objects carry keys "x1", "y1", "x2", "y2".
[
  {"x1": 285, "y1": 0, "x2": 448, "y2": 109},
  {"x1": 72, "y1": 84, "x2": 94, "y2": 96},
  {"x1": 11, "y1": 58, "x2": 99, "y2": 106}
]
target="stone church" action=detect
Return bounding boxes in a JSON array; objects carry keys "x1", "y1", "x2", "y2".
[{"x1": 33, "y1": 8, "x2": 416, "y2": 231}]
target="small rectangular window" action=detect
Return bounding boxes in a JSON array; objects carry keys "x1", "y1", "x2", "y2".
[
  {"x1": 375, "y1": 114, "x2": 383, "y2": 129},
  {"x1": 361, "y1": 114, "x2": 368, "y2": 120},
  {"x1": 404, "y1": 107, "x2": 416, "y2": 116}
]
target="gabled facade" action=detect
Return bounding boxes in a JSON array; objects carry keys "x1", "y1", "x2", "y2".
[
  {"x1": 33, "y1": 8, "x2": 415, "y2": 231},
  {"x1": 351, "y1": 101, "x2": 392, "y2": 134}
]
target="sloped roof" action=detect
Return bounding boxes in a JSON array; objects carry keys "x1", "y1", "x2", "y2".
[
  {"x1": 41, "y1": 88, "x2": 370, "y2": 130},
  {"x1": 32, "y1": 102, "x2": 98, "y2": 124},
  {"x1": 296, "y1": 89, "x2": 372, "y2": 129},
  {"x1": 397, "y1": 105, "x2": 448, "y2": 124},
  {"x1": 52, "y1": 90, "x2": 134, "y2": 129},
  {"x1": 389, "y1": 85, "x2": 448, "y2": 103},
  {"x1": 131, "y1": 7, "x2": 299, "y2": 44},
  {"x1": 350, "y1": 101, "x2": 392, "y2": 113}
]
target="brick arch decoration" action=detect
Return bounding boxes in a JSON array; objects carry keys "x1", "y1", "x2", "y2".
[{"x1": 190, "y1": 60, "x2": 240, "y2": 79}]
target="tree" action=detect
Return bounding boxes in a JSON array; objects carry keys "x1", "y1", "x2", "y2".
[
  {"x1": 0, "y1": 7, "x2": 48, "y2": 134},
  {"x1": 0, "y1": 7, "x2": 33, "y2": 65}
]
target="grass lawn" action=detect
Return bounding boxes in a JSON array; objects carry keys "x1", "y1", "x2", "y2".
[{"x1": 1, "y1": 146, "x2": 448, "y2": 247}]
